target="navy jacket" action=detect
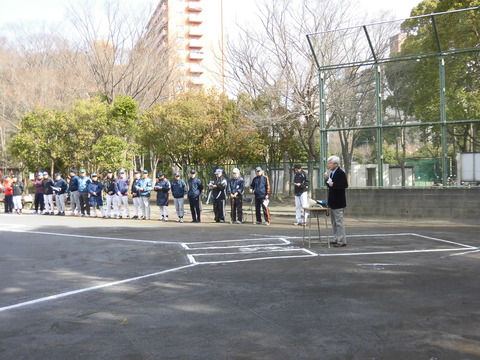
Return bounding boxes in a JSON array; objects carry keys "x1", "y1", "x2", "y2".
[
  {"x1": 171, "y1": 179, "x2": 187, "y2": 199},
  {"x1": 326, "y1": 167, "x2": 348, "y2": 209},
  {"x1": 250, "y1": 175, "x2": 270, "y2": 199},
  {"x1": 155, "y1": 179, "x2": 170, "y2": 206},
  {"x1": 188, "y1": 177, "x2": 203, "y2": 199},
  {"x1": 227, "y1": 177, "x2": 245, "y2": 196},
  {"x1": 115, "y1": 177, "x2": 129, "y2": 195},
  {"x1": 69, "y1": 175, "x2": 79, "y2": 192},
  {"x1": 53, "y1": 178, "x2": 68, "y2": 195}
]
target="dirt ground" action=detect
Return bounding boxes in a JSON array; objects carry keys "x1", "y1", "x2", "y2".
[{"x1": 0, "y1": 211, "x2": 479, "y2": 360}]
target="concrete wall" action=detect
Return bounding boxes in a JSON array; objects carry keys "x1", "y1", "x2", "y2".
[{"x1": 315, "y1": 187, "x2": 480, "y2": 220}]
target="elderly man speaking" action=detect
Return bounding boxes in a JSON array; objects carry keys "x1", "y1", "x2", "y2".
[{"x1": 324, "y1": 156, "x2": 348, "y2": 247}]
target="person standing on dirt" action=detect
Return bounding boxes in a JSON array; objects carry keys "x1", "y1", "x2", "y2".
[
  {"x1": 249, "y1": 167, "x2": 271, "y2": 225},
  {"x1": 227, "y1": 168, "x2": 244, "y2": 224},
  {"x1": 187, "y1": 169, "x2": 203, "y2": 223},
  {"x1": 293, "y1": 164, "x2": 309, "y2": 226}
]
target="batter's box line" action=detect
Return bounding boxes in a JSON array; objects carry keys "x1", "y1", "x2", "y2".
[
  {"x1": 187, "y1": 248, "x2": 317, "y2": 265},
  {"x1": 285, "y1": 232, "x2": 476, "y2": 250},
  {"x1": 180, "y1": 237, "x2": 290, "y2": 250}
]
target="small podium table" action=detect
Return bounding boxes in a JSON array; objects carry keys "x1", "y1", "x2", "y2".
[{"x1": 302, "y1": 207, "x2": 330, "y2": 248}]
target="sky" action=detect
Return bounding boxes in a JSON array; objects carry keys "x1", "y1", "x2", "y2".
[{"x1": 0, "y1": 0, "x2": 422, "y2": 35}]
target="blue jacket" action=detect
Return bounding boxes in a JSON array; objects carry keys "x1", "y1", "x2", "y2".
[
  {"x1": 227, "y1": 177, "x2": 245, "y2": 196},
  {"x1": 53, "y1": 178, "x2": 68, "y2": 195},
  {"x1": 154, "y1": 178, "x2": 170, "y2": 206},
  {"x1": 78, "y1": 176, "x2": 92, "y2": 193},
  {"x1": 115, "y1": 177, "x2": 129, "y2": 195},
  {"x1": 188, "y1": 177, "x2": 203, "y2": 199},
  {"x1": 250, "y1": 174, "x2": 270, "y2": 199},
  {"x1": 69, "y1": 175, "x2": 79, "y2": 192},
  {"x1": 171, "y1": 179, "x2": 187, "y2": 199},
  {"x1": 137, "y1": 177, "x2": 153, "y2": 197},
  {"x1": 88, "y1": 180, "x2": 104, "y2": 206}
]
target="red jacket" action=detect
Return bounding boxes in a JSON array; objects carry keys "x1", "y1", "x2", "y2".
[{"x1": 3, "y1": 178, "x2": 13, "y2": 196}]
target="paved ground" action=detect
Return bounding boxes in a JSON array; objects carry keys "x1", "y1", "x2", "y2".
[{"x1": 0, "y1": 208, "x2": 479, "y2": 360}]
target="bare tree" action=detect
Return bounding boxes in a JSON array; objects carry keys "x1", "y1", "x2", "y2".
[
  {"x1": 226, "y1": 0, "x2": 361, "y2": 162},
  {"x1": 67, "y1": 0, "x2": 176, "y2": 107}
]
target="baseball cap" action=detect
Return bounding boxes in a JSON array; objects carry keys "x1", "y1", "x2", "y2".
[
  {"x1": 79, "y1": 169, "x2": 86, "y2": 173},
  {"x1": 174, "y1": 172, "x2": 180, "y2": 177},
  {"x1": 118, "y1": 169, "x2": 125, "y2": 174},
  {"x1": 106, "y1": 170, "x2": 113, "y2": 174},
  {"x1": 141, "y1": 170, "x2": 148, "y2": 174},
  {"x1": 134, "y1": 170, "x2": 140, "y2": 174},
  {"x1": 69, "y1": 169, "x2": 76, "y2": 174},
  {"x1": 190, "y1": 169, "x2": 196, "y2": 174},
  {"x1": 54, "y1": 173, "x2": 61, "y2": 178},
  {"x1": 214, "y1": 169, "x2": 222, "y2": 175},
  {"x1": 43, "y1": 171, "x2": 49, "y2": 175},
  {"x1": 232, "y1": 168, "x2": 240, "y2": 174},
  {"x1": 91, "y1": 173, "x2": 98, "y2": 177},
  {"x1": 37, "y1": 171, "x2": 43, "y2": 176},
  {"x1": 294, "y1": 164, "x2": 302, "y2": 169},
  {"x1": 157, "y1": 172, "x2": 164, "y2": 178},
  {"x1": 255, "y1": 167, "x2": 262, "y2": 172}
]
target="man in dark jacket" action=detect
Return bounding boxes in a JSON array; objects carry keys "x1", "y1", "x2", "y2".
[
  {"x1": 324, "y1": 155, "x2": 348, "y2": 247},
  {"x1": 114, "y1": 169, "x2": 130, "y2": 219},
  {"x1": 249, "y1": 167, "x2": 271, "y2": 225},
  {"x1": 68, "y1": 169, "x2": 80, "y2": 216},
  {"x1": 154, "y1": 172, "x2": 170, "y2": 221},
  {"x1": 103, "y1": 170, "x2": 117, "y2": 218},
  {"x1": 210, "y1": 169, "x2": 227, "y2": 223},
  {"x1": 42, "y1": 172, "x2": 55, "y2": 215},
  {"x1": 293, "y1": 164, "x2": 309, "y2": 226},
  {"x1": 227, "y1": 168, "x2": 244, "y2": 224},
  {"x1": 53, "y1": 173, "x2": 68, "y2": 216},
  {"x1": 171, "y1": 172, "x2": 187, "y2": 223},
  {"x1": 187, "y1": 169, "x2": 203, "y2": 223}
]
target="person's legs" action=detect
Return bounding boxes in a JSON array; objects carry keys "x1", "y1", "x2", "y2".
[
  {"x1": 189, "y1": 198, "x2": 197, "y2": 222},
  {"x1": 213, "y1": 199, "x2": 220, "y2": 221},
  {"x1": 295, "y1": 195, "x2": 302, "y2": 223},
  {"x1": 330, "y1": 208, "x2": 346, "y2": 244},
  {"x1": 255, "y1": 198, "x2": 262, "y2": 223},
  {"x1": 121, "y1": 196, "x2": 129, "y2": 217},
  {"x1": 237, "y1": 195, "x2": 243, "y2": 222},
  {"x1": 178, "y1": 198, "x2": 184, "y2": 220},
  {"x1": 132, "y1": 197, "x2": 139, "y2": 217}
]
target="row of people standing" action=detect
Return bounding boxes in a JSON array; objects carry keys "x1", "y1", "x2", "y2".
[
  {"x1": 3, "y1": 167, "x2": 273, "y2": 225},
  {"x1": 209, "y1": 167, "x2": 271, "y2": 225}
]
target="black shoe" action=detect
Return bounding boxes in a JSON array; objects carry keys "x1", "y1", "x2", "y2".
[
  {"x1": 333, "y1": 243, "x2": 346, "y2": 247},
  {"x1": 329, "y1": 241, "x2": 338, "y2": 245}
]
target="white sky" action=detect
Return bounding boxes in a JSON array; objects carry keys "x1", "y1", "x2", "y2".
[{"x1": 0, "y1": 0, "x2": 421, "y2": 34}]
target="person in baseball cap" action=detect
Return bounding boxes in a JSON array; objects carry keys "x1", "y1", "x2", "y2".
[
  {"x1": 171, "y1": 171, "x2": 186, "y2": 223},
  {"x1": 154, "y1": 171, "x2": 170, "y2": 221},
  {"x1": 228, "y1": 168, "x2": 245, "y2": 224},
  {"x1": 188, "y1": 169, "x2": 203, "y2": 222}
]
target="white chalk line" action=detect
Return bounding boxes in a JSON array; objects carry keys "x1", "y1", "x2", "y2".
[
  {"x1": 446, "y1": 249, "x2": 480, "y2": 257},
  {"x1": 316, "y1": 248, "x2": 471, "y2": 257},
  {"x1": 0, "y1": 228, "x2": 176, "y2": 245},
  {"x1": 181, "y1": 238, "x2": 290, "y2": 250},
  {"x1": 0, "y1": 264, "x2": 197, "y2": 314},
  {"x1": 190, "y1": 247, "x2": 313, "y2": 257}
]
